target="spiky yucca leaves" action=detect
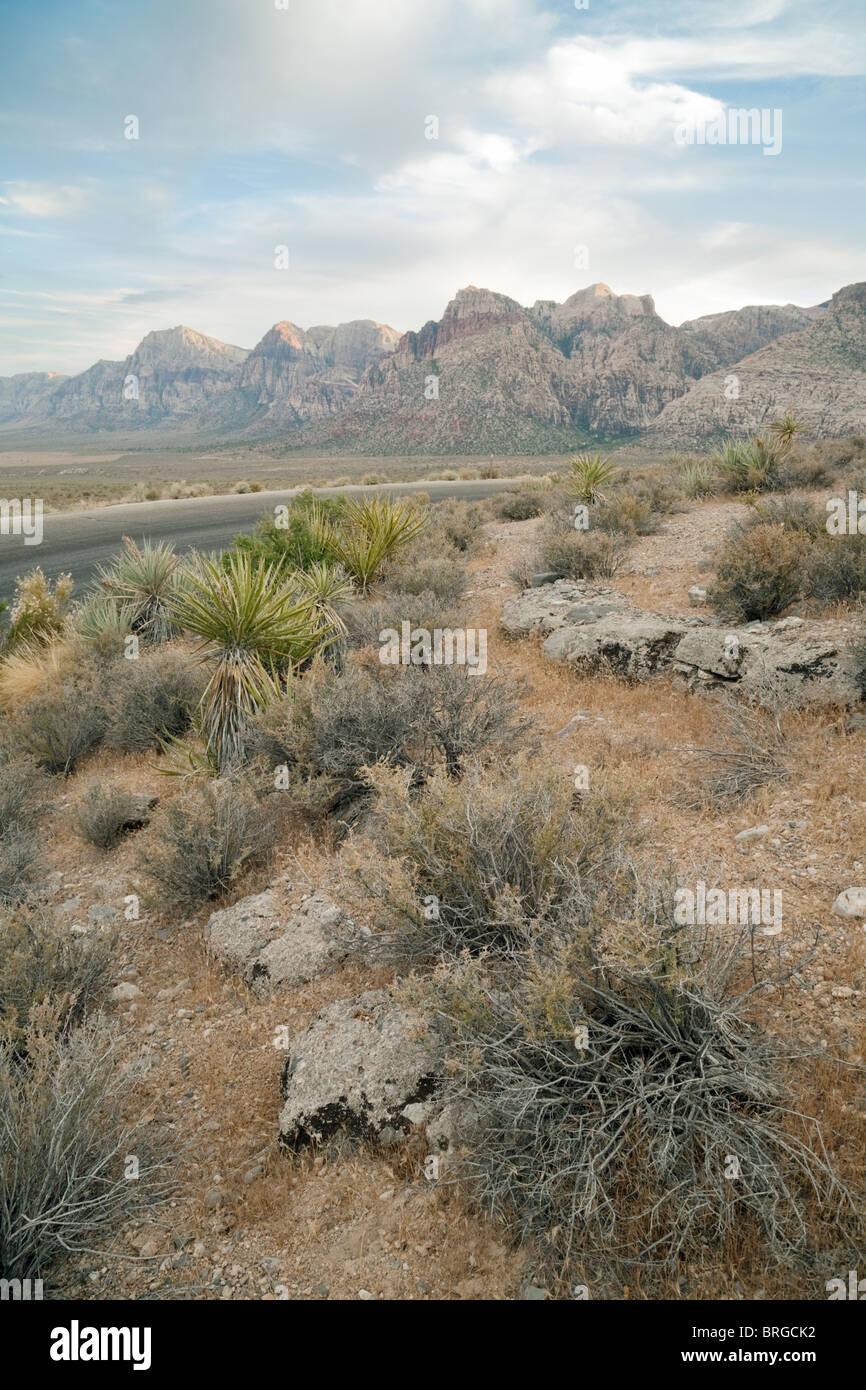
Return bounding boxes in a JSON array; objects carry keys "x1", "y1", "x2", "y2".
[
  {"x1": 96, "y1": 536, "x2": 182, "y2": 644},
  {"x1": 289, "y1": 561, "x2": 353, "y2": 634},
  {"x1": 680, "y1": 460, "x2": 714, "y2": 499},
  {"x1": 768, "y1": 413, "x2": 808, "y2": 449},
  {"x1": 313, "y1": 496, "x2": 429, "y2": 592},
  {"x1": 73, "y1": 594, "x2": 135, "y2": 642},
  {"x1": 170, "y1": 551, "x2": 337, "y2": 773},
  {"x1": 567, "y1": 452, "x2": 617, "y2": 504}
]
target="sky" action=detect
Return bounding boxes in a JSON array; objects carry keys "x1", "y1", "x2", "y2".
[{"x1": 0, "y1": 0, "x2": 864, "y2": 377}]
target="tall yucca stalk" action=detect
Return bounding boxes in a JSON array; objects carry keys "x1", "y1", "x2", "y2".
[
  {"x1": 567, "y1": 453, "x2": 617, "y2": 504},
  {"x1": 96, "y1": 536, "x2": 182, "y2": 643},
  {"x1": 170, "y1": 552, "x2": 336, "y2": 773},
  {"x1": 313, "y1": 496, "x2": 428, "y2": 592}
]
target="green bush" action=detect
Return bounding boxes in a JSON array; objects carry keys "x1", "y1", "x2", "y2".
[{"x1": 228, "y1": 490, "x2": 344, "y2": 575}]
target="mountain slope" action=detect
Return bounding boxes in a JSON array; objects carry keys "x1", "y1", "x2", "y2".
[{"x1": 651, "y1": 282, "x2": 866, "y2": 441}]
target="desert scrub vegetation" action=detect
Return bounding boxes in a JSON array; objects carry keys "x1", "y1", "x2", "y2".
[
  {"x1": 425, "y1": 497, "x2": 485, "y2": 554},
  {"x1": 708, "y1": 499, "x2": 866, "y2": 620},
  {"x1": 497, "y1": 486, "x2": 545, "y2": 521},
  {"x1": 95, "y1": 536, "x2": 184, "y2": 644},
  {"x1": 708, "y1": 522, "x2": 808, "y2": 621},
  {"x1": 343, "y1": 758, "x2": 636, "y2": 961},
  {"x1": 0, "y1": 568, "x2": 74, "y2": 654},
  {"x1": 74, "y1": 783, "x2": 154, "y2": 850},
  {"x1": 0, "y1": 905, "x2": 113, "y2": 1043},
  {"x1": 380, "y1": 554, "x2": 468, "y2": 607},
  {"x1": 310, "y1": 495, "x2": 429, "y2": 591},
  {"x1": 536, "y1": 522, "x2": 624, "y2": 580},
  {"x1": 254, "y1": 657, "x2": 531, "y2": 824},
  {"x1": 677, "y1": 692, "x2": 790, "y2": 807},
  {"x1": 169, "y1": 551, "x2": 338, "y2": 773},
  {"x1": 228, "y1": 490, "x2": 343, "y2": 575},
  {"x1": 4, "y1": 652, "x2": 108, "y2": 775},
  {"x1": 0, "y1": 1006, "x2": 173, "y2": 1280},
  {"x1": 0, "y1": 751, "x2": 52, "y2": 904},
  {"x1": 567, "y1": 452, "x2": 617, "y2": 503},
  {"x1": 139, "y1": 776, "x2": 281, "y2": 909},
  {"x1": 425, "y1": 920, "x2": 853, "y2": 1285},
  {"x1": 104, "y1": 645, "x2": 205, "y2": 753}
]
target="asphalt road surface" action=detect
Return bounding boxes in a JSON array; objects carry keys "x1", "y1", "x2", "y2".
[{"x1": 0, "y1": 477, "x2": 523, "y2": 596}]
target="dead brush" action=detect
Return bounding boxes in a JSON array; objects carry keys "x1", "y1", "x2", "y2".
[{"x1": 676, "y1": 691, "x2": 790, "y2": 807}]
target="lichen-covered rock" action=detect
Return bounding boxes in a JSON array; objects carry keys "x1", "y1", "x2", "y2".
[
  {"x1": 204, "y1": 889, "x2": 350, "y2": 995},
  {"x1": 672, "y1": 626, "x2": 862, "y2": 708},
  {"x1": 543, "y1": 614, "x2": 687, "y2": 680},
  {"x1": 278, "y1": 990, "x2": 442, "y2": 1147}
]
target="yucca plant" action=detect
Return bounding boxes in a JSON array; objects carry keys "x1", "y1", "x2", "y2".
[
  {"x1": 315, "y1": 496, "x2": 429, "y2": 592},
  {"x1": 681, "y1": 461, "x2": 715, "y2": 499},
  {"x1": 73, "y1": 595, "x2": 135, "y2": 642},
  {"x1": 96, "y1": 537, "x2": 182, "y2": 644},
  {"x1": 768, "y1": 413, "x2": 808, "y2": 450},
  {"x1": 288, "y1": 561, "x2": 353, "y2": 634},
  {"x1": 170, "y1": 551, "x2": 337, "y2": 773},
  {"x1": 567, "y1": 453, "x2": 617, "y2": 504}
]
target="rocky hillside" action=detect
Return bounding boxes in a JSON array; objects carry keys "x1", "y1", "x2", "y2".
[
  {"x1": 2, "y1": 282, "x2": 860, "y2": 448},
  {"x1": 652, "y1": 283, "x2": 866, "y2": 441}
]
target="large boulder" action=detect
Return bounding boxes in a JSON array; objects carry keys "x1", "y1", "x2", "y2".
[
  {"x1": 278, "y1": 989, "x2": 442, "y2": 1147},
  {"x1": 543, "y1": 614, "x2": 688, "y2": 680},
  {"x1": 672, "y1": 625, "x2": 862, "y2": 708},
  {"x1": 204, "y1": 888, "x2": 350, "y2": 995}
]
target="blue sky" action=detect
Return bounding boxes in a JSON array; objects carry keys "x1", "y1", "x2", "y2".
[{"x1": 1, "y1": 0, "x2": 864, "y2": 376}]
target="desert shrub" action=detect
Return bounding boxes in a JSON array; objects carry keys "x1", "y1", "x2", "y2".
[
  {"x1": 74, "y1": 783, "x2": 149, "y2": 850},
  {"x1": 429, "y1": 924, "x2": 851, "y2": 1281},
  {"x1": 140, "y1": 777, "x2": 280, "y2": 909},
  {"x1": 0, "y1": 639, "x2": 77, "y2": 711},
  {"x1": 345, "y1": 759, "x2": 634, "y2": 960},
  {"x1": 228, "y1": 491, "x2": 344, "y2": 575},
  {"x1": 677, "y1": 694, "x2": 789, "y2": 806},
  {"x1": 0, "y1": 907, "x2": 113, "y2": 1043},
  {"x1": 0, "y1": 1009, "x2": 173, "y2": 1279},
  {"x1": 807, "y1": 534, "x2": 866, "y2": 605},
  {"x1": 778, "y1": 448, "x2": 835, "y2": 491},
  {"x1": 288, "y1": 562, "x2": 353, "y2": 634},
  {"x1": 382, "y1": 555, "x2": 468, "y2": 607},
  {"x1": 497, "y1": 488, "x2": 544, "y2": 521},
  {"x1": 0, "y1": 754, "x2": 51, "y2": 839},
  {"x1": 426, "y1": 499, "x2": 485, "y2": 554},
  {"x1": 9, "y1": 661, "x2": 108, "y2": 775},
  {"x1": 342, "y1": 589, "x2": 460, "y2": 653},
  {"x1": 743, "y1": 495, "x2": 825, "y2": 538},
  {"x1": 708, "y1": 523, "x2": 809, "y2": 621},
  {"x1": 312, "y1": 495, "x2": 429, "y2": 591},
  {"x1": 0, "y1": 833, "x2": 44, "y2": 906},
  {"x1": 255, "y1": 660, "x2": 530, "y2": 801},
  {"x1": 105, "y1": 646, "x2": 205, "y2": 753},
  {"x1": 96, "y1": 537, "x2": 183, "y2": 644},
  {"x1": 595, "y1": 489, "x2": 659, "y2": 536},
  {"x1": 538, "y1": 525, "x2": 623, "y2": 580},
  {"x1": 3, "y1": 569, "x2": 74, "y2": 653}
]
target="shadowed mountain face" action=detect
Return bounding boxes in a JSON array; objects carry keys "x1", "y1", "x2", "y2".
[{"x1": 2, "y1": 283, "x2": 858, "y2": 450}]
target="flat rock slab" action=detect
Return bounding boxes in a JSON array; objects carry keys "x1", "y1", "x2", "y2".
[
  {"x1": 502, "y1": 580, "x2": 864, "y2": 710},
  {"x1": 204, "y1": 888, "x2": 350, "y2": 995},
  {"x1": 500, "y1": 580, "x2": 628, "y2": 638},
  {"x1": 278, "y1": 989, "x2": 442, "y2": 1147}
]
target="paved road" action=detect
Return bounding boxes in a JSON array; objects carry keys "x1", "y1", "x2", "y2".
[{"x1": 0, "y1": 477, "x2": 523, "y2": 596}]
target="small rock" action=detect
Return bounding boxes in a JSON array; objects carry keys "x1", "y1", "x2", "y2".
[
  {"x1": 735, "y1": 825, "x2": 770, "y2": 844},
  {"x1": 204, "y1": 1189, "x2": 223, "y2": 1210},
  {"x1": 110, "y1": 982, "x2": 141, "y2": 1003},
  {"x1": 357, "y1": 1289, "x2": 374, "y2": 1301},
  {"x1": 832, "y1": 888, "x2": 866, "y2": 918},
  {"x1": 89, "y1": 904, "x2": 119, "y2": 927},
  {"x1": 316, "y1": 1284, "x2": 329, "y2": 1299},
  {"x1": 243, "y1": 1165, "x2": 264, "y2": 1184},
  {"x1": 831, "y1": 986, "x2": 855, "y2": 999},
  {"x1": 688, "y1": 585, "x2": 707, "y2": 606},
  {"x1": 530, "y1": 571, "x2": 565, "y2": 588},
  {"x1": 521, "y1": 1283, "x2": 548, "y2": 1300}
]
